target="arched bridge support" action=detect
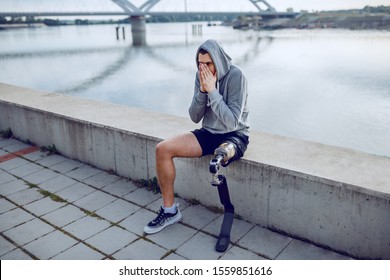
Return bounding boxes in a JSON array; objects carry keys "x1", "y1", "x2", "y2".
[
  {"x1": 130, "y1": 15, "x2": 146, "y2": 46},
  {"x1": 249, "y1": 0, "x2": 276, "y2": 12},
  {"x1": 110, "y1": 0, "x2": 278, "y2": 46}
]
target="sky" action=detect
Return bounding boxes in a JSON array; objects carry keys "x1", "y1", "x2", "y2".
[{"x1": 1, "y1": 0, "x2": 390, "y2": 13}]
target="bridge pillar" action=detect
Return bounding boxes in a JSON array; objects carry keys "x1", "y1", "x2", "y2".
[{"x1": 130, "y1": 16, "x2": 146, "y2": 46}]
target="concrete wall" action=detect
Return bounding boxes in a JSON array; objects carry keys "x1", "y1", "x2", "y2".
[{"x1": 1, "y1": 83, "x2": 389, "y2": 259}]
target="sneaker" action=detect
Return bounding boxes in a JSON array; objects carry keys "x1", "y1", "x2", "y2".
[{"x1": 144, "y1": 206, "x2": 182, "y2": 234}]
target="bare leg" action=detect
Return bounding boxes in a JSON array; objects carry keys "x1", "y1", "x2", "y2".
[{"x1": 155, "y1": 132, "x2": 202, "y2": 207}]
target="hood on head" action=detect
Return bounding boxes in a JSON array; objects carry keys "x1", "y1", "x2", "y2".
[{"x1": 196, "y1": 39, "x2": 232, "y2": 81}]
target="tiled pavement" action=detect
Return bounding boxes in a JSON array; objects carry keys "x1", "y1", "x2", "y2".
[{"x1": 0, "y1": 137, "x2": 353, "y2": 260}]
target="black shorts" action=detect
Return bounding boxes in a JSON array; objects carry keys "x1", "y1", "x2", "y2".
[{"x1": 191, "y1": 128, "x2": 249, "y2": 162}]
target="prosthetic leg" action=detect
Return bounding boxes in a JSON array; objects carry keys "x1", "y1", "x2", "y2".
[{"x1": 209, "y1": 142, "x2": 236, "y2": 252}]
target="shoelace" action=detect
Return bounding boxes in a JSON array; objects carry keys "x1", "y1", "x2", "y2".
[
  {"x1": 153, "y1": 204, "x2": 179, "y2": 224},
  {"x1": 152, "y1": 208, "x2": 167, "y2": 224}
]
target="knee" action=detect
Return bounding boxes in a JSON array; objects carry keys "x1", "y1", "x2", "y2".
[{"x1": 156, "y1": 140, "x2": 171, "y2": 160}]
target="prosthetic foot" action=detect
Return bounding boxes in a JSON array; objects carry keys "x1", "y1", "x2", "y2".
[{"x1": 209, "y1": 142, "x2": 236, "y2": 252}]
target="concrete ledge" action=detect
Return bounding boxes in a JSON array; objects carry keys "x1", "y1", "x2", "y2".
[{"x1": 1, "y1": 83, "x2": 389, "y2": 259}]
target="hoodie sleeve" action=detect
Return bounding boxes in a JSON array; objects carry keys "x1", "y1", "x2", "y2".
[
  {"x1": 188, "y1": 72, "x2": 208, "y2": 123},
  {"x1": 208, "y1": 68, "x2": 247, "y2": 131}
]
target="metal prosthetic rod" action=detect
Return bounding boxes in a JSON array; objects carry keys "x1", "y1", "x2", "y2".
[
  {"x1": 209, "y1": 142, "x2": 236, "y2": 186},
  {"x1": 209, "y1": 142, "x2": 236, "y2": 252}
]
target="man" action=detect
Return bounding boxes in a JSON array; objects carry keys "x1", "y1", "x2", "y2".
[{"x1": 144, "y1": 39, "x2": 249, "y2": 234}]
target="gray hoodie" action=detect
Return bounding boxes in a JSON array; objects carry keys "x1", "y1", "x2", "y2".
[{"x1": 189, "y1": 39, "x2": 250, "y2": 136}]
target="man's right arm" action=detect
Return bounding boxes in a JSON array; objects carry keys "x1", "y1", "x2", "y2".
[{"x1": 189, "y1": 74, "x2": 208, "y2": 123}]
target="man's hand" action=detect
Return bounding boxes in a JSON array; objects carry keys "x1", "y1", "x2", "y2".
[{"x1": 199, "y1": 64, "x2": 217, "y2": 93}]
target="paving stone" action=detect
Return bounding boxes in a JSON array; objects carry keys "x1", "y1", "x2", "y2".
[
  {"x1": 65, "y1": 165, "x2": 101, "y2": 181},
  {"x1": 0, "y1": 157, "x2": 30, "y2": 171},
  {"x1": 4, "y1": 219, "x2": 55, "y2": 246},
  {"x1": 0, "y1": 179, "x2": 29, "y2": 196},
  {"x1": 85, "y1": 226, "x2": 138, "y2": 255},
  {"x1": 55, "y1": 182, "x2": 95, "y2": 203},
  {"x1": 23, "y1": 230, "x2": 78, "y2": 260},
  {"x1": 119, "y1": 208, "x2": 156, "y2": 236},
  {"x1": 276, "y1": 239, "x2": 352, "y2": 260},
  {"x1": 0, "y1": 198, "x2": 17, "y2": 214},
  {"x1": 36, "y1": 154, "x2": 68, "y2": 167},
  {"x1": 24, "y1": 197, "x2": 67, "y2": 217},
  {"x1": 237, "y1": 226, "x2": 292, "y2": 259},
  {"x1": 0, "y1": 136, "x2": 16, "y2": 149},
  {"x1": 220, "y1": 245, "x2": 267, "y2": 260},
  {"x1": 82, "y1": 171, "x2": 120, "y2": 189},
  {"x1": 7, "y1": 162, "x2": 44, "y2": 178},
  {"x1": 23, "y1": 168, "x2": 59, "y2": 185},
  {"x1": 50, "y1": 158, "x2": 84, "y2": 173},
  {"x1": 123, "y1": 187, "x2": 160, "y2": 207},
  {"x1": 176, "y1": 232, "x2": 224, "y2": 260},
  {"x1": 2, "y1": 142, "x2": 31, "y2": 153},
  {"x1": 203, "y1": 215, "x2": 255, "y2": 243},
  {"x1": 113, "y1": 239, "x2": 167, "y2": 260},
  {"x1": 62, "y1": 215, "x2": 111, "y2": 241},
  {"x1": 73, "y1": 190, "x2": 117, "y2": 212},
  {"x1": 7, "y1": 188, "x2": 45, "y2": 206},
  {"x1": 146, "y1": 222, "x2": 197, "y2": 250},
  {"x1": 181, "y1": 205, "x2": 221, "y2": 230},
  {"x1": 51, "y1": 243, "x2": 105, "y2": 260},
  {"x1": 0, "y1": 171, "x2": 16, "y2": 185},
  {"x1": 42, "y1": 204, "x2": 86, "y2": 228},
  {"x1": 22, "y1": 150, "x2": 49, "y2": 162},
  {"x1": 102, "y1": 179, "x2": 137, "y2": 197},
  {"x1": 95, "y1": 199, "x2": 140, "y2": 223},
  {"x1": 0, "y1": 208, "x2": 35, "y2": 232},
  {"x1": 0, "y1": 138, "x2": 20, "y2": 148},
  {"x1": 0, "y1": 236, "x2": 17, "y2": 257},
  {"x1": 0, "y1": 248, "x2": 34, "y2": 260},
  {"x1": 39, "y1": 174, "x2": 78, "y2": 193}
]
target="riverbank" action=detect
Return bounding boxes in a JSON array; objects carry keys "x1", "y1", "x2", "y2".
[
  {"x1": 0, "y1": 23, "x2": 46, "y2": 30},
  {"x1": 285, "y1": 13, "x2": 390, "y2": 30},
  {"x1": 229, "y1": 6, "x2": 390, "y2": 30}
]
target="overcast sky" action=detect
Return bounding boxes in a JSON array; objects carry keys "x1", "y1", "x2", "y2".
[{"x1": 1, "y1": 0, "x2": 390, "y2": 12}]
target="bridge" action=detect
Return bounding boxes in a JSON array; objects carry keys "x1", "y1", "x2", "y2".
[
  {"x1": 0, "y1": 0, "x2": 298, "y2": 45},
  {"x1": 0, "y1": 0, "x2": 297, "y2": 18}
]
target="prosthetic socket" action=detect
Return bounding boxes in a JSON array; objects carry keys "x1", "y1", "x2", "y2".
[{"x1": 209, "y1": 142, "x2": 236, "y2": 186}]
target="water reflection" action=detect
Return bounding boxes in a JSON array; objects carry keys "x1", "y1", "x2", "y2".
[
  {"x1": 0, "y1": 31, "x2": 272, "y2": 96},
  {"x1": 62, "y1": 47, "x2": 133, "y2": 93}
]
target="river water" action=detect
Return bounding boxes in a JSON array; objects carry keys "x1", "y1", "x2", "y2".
[{"x1": 0, "y1": 23, "x2": 389, "y2": 157}]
